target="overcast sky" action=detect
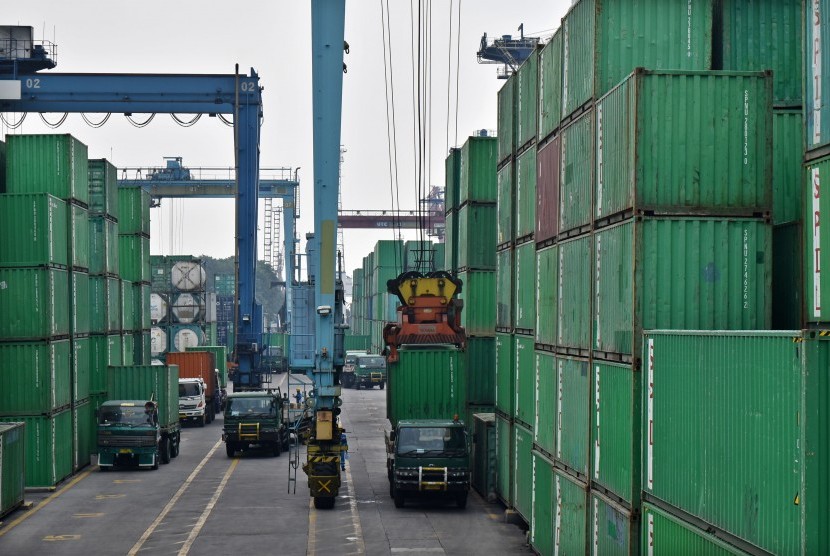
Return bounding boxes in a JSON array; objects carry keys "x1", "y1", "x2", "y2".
[{"x1": 4, "y1": 1, "x2": 571, "y2": 275}]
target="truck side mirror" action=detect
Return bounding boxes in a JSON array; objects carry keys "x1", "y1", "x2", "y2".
[{"x1": 389, "y1": 431, "x2": 396, "y2": 442}]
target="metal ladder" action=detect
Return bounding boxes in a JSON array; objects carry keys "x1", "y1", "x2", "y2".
[{"x1": 286, "y1": 372, "x2": 311, "y2": 494}]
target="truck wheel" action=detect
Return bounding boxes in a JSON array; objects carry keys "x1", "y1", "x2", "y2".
[
  {"x1": 225, "y1": 443, "x2": 235, "y2": 458},
  {"x1": 379, "y1": 382, "x2": 385, "y2": 390},
  {"x1": 99, "y1": 465, "x2": 109, "y2": 472},
  {"x1": 199, "y1": 414, "x2": 206, "y2": 427},
  {"x1": 393, "y1": 486, "x2": 405, "y2": 508},
  {"x1": 160, "y1": 438, "x2": 171, "y2": 464},
  {"x1": 272, "y1": 442, "x2": 281, "y2": 457},
  {"x1": 151, "y1": 454, "x2": 159, "y2": 470},
  {"x1": 355, "y1": 382, "x2": 360, "y2": 391},
  {"x1": 313, "y1": 497, "x2": 335, "y2": 510},
  {"x1": 455, "y1": 492, "x2": 468, "y2": 509},
  {"x1": 171, "y1": 436, "x2": 180, "y2": 458}
]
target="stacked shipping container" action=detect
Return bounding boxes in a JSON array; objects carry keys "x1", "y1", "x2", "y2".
[{"x1": 149, "y1": 255, "x2": 209, "y2": 359}]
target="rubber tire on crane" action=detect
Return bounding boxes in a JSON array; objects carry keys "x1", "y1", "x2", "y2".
[{"x1": 313, "y1": 497, "x2": 335, "y2": 510}]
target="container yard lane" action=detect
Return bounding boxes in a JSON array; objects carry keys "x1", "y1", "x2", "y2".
[{"x1": 0, "y1": 375, "x2": 529, "y2": 555}]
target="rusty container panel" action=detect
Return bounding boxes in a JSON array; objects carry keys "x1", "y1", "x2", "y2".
[{"x1": 536, "y1": 136, "x2": 561, "y2": 244}]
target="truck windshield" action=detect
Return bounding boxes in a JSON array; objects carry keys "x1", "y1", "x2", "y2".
[
  {"x1": 358, "y1": 357, "x2": 386, "y2": 368},
  {"x1": 99, "y1": 406, "x2": 155, "y2": 427},
  {"x1": 179, "y1": 383, "x2": 202, "y2": 397},
  {"x1": 397, "y1": 427, "x2": 466, "y2": 455},
  {"x1": 226, "y1": 398, "x2": 275, "y2": 417}
]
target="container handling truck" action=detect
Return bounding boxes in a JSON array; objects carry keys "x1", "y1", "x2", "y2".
[
  {"x1": 97, "y1": 365, "x2": 181, "y2": 471},
  {"x1": 167, "y1": 351, "x2": 221, "y2": 424},
  {"x1": 222, "y1": 389, "x2": 291, "y2": 458},
  {"x1": 383, "y1": 272, "x2": 472, "y2": 508},
  {"x1": 342, "y1": 352, "x2": 386, "y2": 389}
]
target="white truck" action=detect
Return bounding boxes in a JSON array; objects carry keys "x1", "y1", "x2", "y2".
[{"x1": 178, "y1": 378, "x2": 207, "y2": 426}]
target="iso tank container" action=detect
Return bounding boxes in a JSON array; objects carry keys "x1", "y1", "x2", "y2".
[
  {"x1": 386, "y1": 346, "x2": 466, "y2": 428},
  {"x1": 5, "y1": 134, "x2": 89, "y2": 204},
  {"x1": 591, "y1": 360, "x2": 640, "y2": 507},
  {"x1": 561, "y1": 0, "x2": 713, "y2": 118},
  {"x1": 535, "y1": 245, "x2": 557, "y2": 346},
  {"x1": 0, "y1": 194, "x2": 68, "y2": 267},
  {"x1": 150, "y1": 293, "x2": 168, "y2": 325},
  {"x1": 0, "y1": 410, "x2": 72, "y2": 488},
  {"x1": 465, "y1": 337, "x2": 495, "y2": 405},
  {"x1": 593, "y1": 218, "x2": 772, "y2": 359},
  {"x1": 513, "y1": 335, "x2": 534, "y2": 427},
  {"x1": 512, "y1": 422, "x2": 533, "y2": 521},
  {"x1": 495, "y1": 248, "x2": 512, "y2": 330},
  {"x1": 530, "y1": 451, "x2": 554, "y2": 556},
  {"x1": 107, "y1": 365, "x2": 180, "y2": 429},
  {"x1": 516, "y1": 47, "x2": 540, "y2": 151},
  {"x1": 68, "y1": 204, "x2": 89, "y2": 270},
  {"x1": 87, "y1": 159, "x2": 118, "y2": 218},
  {"x1": 515, "y1": 147, "x2": 536, "y2": 240},
  {"x1": 457, "y1": 270, "x2": 495, "y2": 336},
  {"x1": 773, "y1": 109, "x2": 805, "y2": 225},
  {"x1": 536, "y1": 136, "x2": 560, "y2": 245},
  {"x1": 538, "y1": 29, "x2": 562, "y2": 143},
  {"x1": 445, "y1": 148, "x2": 461, "y2": 214},
  {"x1": 171, "y1": 293, "x2": 204, "y2": 324},
  {"x1": 534, "y1": 351, "x2": 556, "y2": 456},
  {"x1": 643, "y1": 331, "x2": 830, "y2": 555},
  {"x1": 497, "y1": 162, "x2": 513, "y2": 247},
  {"x1": 495, "y1": 413, "x2": 513, "y2": 506},
  {"x1": 0, "y1": 267, "x2": 69, "y2": 339},
  {"x1": 557, "y1": 235, "x2": 592, "y2": 354},
  {"x1": 70, "y1": 271, "x2": 90, "y2": 335},
  {"x1": 497, "y1": 76, "x2": 516, "y2": 165},
  {"x1": 805, "y1": 0, "x2": 830, "y2": 150},
  {"x1": 806, "y1": 155, "x2": 830, "y2": 323},
  {"x1": 595, "y1": 70, "x2": 772, "y2": 222},
  {"x1": 719, "y1": 0, "x2": 802, "y2": 107},
  {"x1": 118, "y1": 186, "x2": 150, "y2": 235},
  {"x1": 642, "y1": 503, "x2": 748, "y2": 556},
  {"x1": 0, "y1": 423, "x2": 25, "y2": 518},
  {"x1": 118, "y1": 234, "x2": 150, "y2": 283},
  {"x1": 556, "y1": 356, "x2": 591, "y2": 479},
  {"x1": 169, "y1": 325, "x2": 206, "y2": 352},
  {"x1": 495, "y1": 333, "x2": 514, "y2": 415},
  {"x1": 171, "y1": 261, "x2": 205, "y2": 292},
  {"x1": 459, "y1": 137, "x2": 498, "y2": 205},
  {"x1": 554, "y1": 469, "x2": 589, "y2": 554},
  {"x1": 514, "y1": 242, "x2": 536, "y2": 333},
  {"x1": 457, "y1": 204, "x2": 496, "y2": 270},
  {"x1": 590, "y1": 491, "x2": 639, "y2": 556},
  {"x1": 0, "y1": 340, "x2": 71, "y2": 414},
  {"x1": 71, "y1": 337, "x2": 90, "y2": 403},
  {"x1": 559, "y1": 109, "x2": 594, "y2": 236}
]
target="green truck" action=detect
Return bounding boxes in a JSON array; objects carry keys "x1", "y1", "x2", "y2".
[
  {"x1": 98, "y1": 365, "x2": 181, "y2": 470},
  {"x1": 342, "y1": 353, "x2": 386, "y2": 389},
  {"x1": 222, "y1": 390, "x2": 290, "y2": 457}
]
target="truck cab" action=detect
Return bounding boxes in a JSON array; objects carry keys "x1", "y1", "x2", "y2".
[
  {"x1": 343, "y1": 353, "x2": 386, "y2": 389},
  {"x1": 97, "y1": 400, "x2": 175, "y2": 470},
  {"x1": 179, "y1": 378, "x2": 207, "y2": 426},
  {"x1": 222, "y1": 391, "x2": 290, "y2": 458},
  {"x1": 386, "y1": 419, "x2": 471, "y2": 508}
]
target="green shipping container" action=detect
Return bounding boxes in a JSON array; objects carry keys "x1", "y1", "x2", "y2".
[
  {"x1": 465, "y1": 337, "x2": 495, "y2": 405},
  {"x1": 534, "y1": 350, "x2": 556, "y2": 456},
  {"x1": 516, "y1": 47, "x2": 540, "y2": 150},
  {"x1": 513, "y1": 422, "x2": 533, "y2": 521},
  {"x1": 107, "y1": 277, "x2": 121, "y2": 332},
  {"x1": 642, "y1": 503, "x2": 747, "y2": 556},
  {"x1": 594, "y1": 218, "x2": 772, "y2": 359},
  {"x1": 538, "y1": 29, "x2": 563, "y2": 142},
  {"x1": 495, "y1": 333, "x2": 514, "y2": 416},
  {"x1": 535, "y1": 245, "x2": 557, "y2": 345},
  {"x1": 0, "y1": 267, "x2": 70, "y2": 339},
  {"x1": 343, "y1": 335, "x2": 370, "y2": 353},
  {"x1": 772, "y1": 223, "x2": 802, "y2": 329},
  {"x1": 514, "y1": 334, "x2": 535, "y2": 427},
  {"x1": 592, "y1": 360, "x2": 640, "y2": 506},
  {"x1": 70, "y1": 271, "x2": 90, "y2": 335},
  {"x1": 643, "y1": 331, "x2": 830, "y2": 555},
  {"x1": 559, "y1": 108, "x2": 594, "y2": 235},
  {"x1": 0, "y1": 410, "x2": 72, "y2": 488},
  {"x1": 497, "y1": 77, "x2": 516, "y2": 164},
  {"x1": 118, "y1": 234, "x2": 150, "y2": 283},
  {"x1": 457, "y1": 204, "x2": 496, "y2": 270},
  {"x1": 557, "y1": 235, "x2": 592, "y2": 353},
  {"x1": 88, "y1": 276, "x2": 107, "y2": 333},
  {"x1": 806, "y1": 156, "x2": 830, "y2": 323},
  {"x1": 6, "y1": 134, "x2": 89, "y2": 204},
  {"x1": 557, "y1": 356, "x2": 591, "y2": 478},
  {"x1": 472, "y1": 413, "x2": 497, "y2": 501},
  {"x1": 495, "y1": 248, "x2": 512, "y2": 330},
  {"x1": 386, "y1": 346, "x2": 465, "y2": 428},
  {"x1": 120, "y1": 280, "x2": 136, "y2": 331},
  {"x1": 118, "y1": 186, "x2": 151, "y2": 236},
  {"x1": 0, "y1": 193, "x2": 68, "y2": 267},
  {"x1": 772, "y1": 109, "x2": 804, "y2": 225},
  {"x1": 107, "y1": 365, "x2": 180, "y2": 429},
  {"x1": 459, "y1": 137, "x2": 498, "y2": 205},
  {"x1": 514, "y1": 241, "x2": 536, "y2": 332},
  {"x1": 89, "y1": 334, "x2": 112, "y2": 393},
  {"x1": 590, "y1": 491, "x2": 638, "y2": 556},
  {"x1": 136, "y1": 283, "x2": 151, "y2": 330},
  {"x1": 69, "y1": 204, "x2": 89, "y2": 270},
  {"x1": 457, "y1": 270, "x2": 495, "y2": 336},
  {"x1": 495, "y1": 413, "x2": 513, "y2": 505},
  {"x1": 0, "y1": 339, "x2": 71, "y2": 414},
  {"x1": 595, "y1": 70, "x2": 772, "y2": 221},
  {"x1": 719, "y1": 0, "x2": 802, "y2": 107},
  {"x1": 213, "y1": 274, "x2": 235, "y2": 296},
  {"x1": 89, "y1": 216, "x2": 119, "y2": 275},
  {"x1": 561, "y1": 0, "x2": 713, "y2": 118},
  {"x1": 445, "y1": 148, "x2": 461, "y2": 212},
  {"x1": 497, "y1": 162, "x2": 513, "y2": 247},
  {"x1": 373, "y1": 239, "x2": 402, "y2": 269},
  {"x1": 0, "y1": 423, "x2": 25, "y2": 518},
  {"x1": 107, "y1": 333, "x2": 123, "y2": 368},
  {"x1": 72, "y1": 336, "x2": 90, "y2": 403},
  {"x1": 515, "y1": 148, "x2": 536, "y2": 241},
  {"x1": 187, "y1": 345, "x2": 228, "y2": 388},
  {"x1": 72, "y1": 399, "x2": 93, "y2": 472},
  {"x1": 530, "y1": 451, "x2": 554, "y2": 556},
  {"x1": 122, "y1": 334, "x2": 135, "y2": 366},
  {"x1": 554, "y1": 469, "x2": 589, "y2": 555},
  {"x1": 87, "y1": 159, "x2": 118, "y2": 218}
]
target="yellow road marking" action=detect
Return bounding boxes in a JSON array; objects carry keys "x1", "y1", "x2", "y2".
[
  {"x1": 0, "y1": 469, "x2": 92, "y2": 538},
  {"x1": 43, "y1": 534, "x2": 81, "y2": 541},
  {"x1": 177, "y1": 458, "x2": 239, "y2": 555},
  {"x1": 128, "y1": 440, "x2": 222, "y2": 556},
  {"x1": 113, "y1": 479, "x2": 141, "y2": 484},
  {"x1": 95, "y1": 494, "x2": 125, "y2": 500},
  {"x1": 307, "y1": 498, "x2": 317, "y2": 556},
  {"x1": 73, "y1": 513, "x2": 104, "y2": 518},
  {"x1": 344, "y1": 463, "x2": 366, "y2": 554}
]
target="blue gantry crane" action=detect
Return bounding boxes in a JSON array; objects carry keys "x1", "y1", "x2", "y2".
[
  {"x1": 0, "y1": 26, "x2": 271, "y2": 390},
  {"x1": 477, "y1": 25, "x2": 541, "y2": 78}
]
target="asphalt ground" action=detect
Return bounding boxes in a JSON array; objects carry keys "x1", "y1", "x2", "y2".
[{"x1": 0, "y1": 373, "x2": 531, "y2": 555}]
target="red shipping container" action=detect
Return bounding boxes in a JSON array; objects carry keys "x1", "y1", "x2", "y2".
[
  {"x1": 166, "y1": 351, "x2": 217, "y2": 398},
  {"x1": 536, "y1": 136, "x2": 561, "y2": 244}
]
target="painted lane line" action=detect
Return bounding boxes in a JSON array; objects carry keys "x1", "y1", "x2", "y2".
[
  {"x1": 177, "y1": 458, "x2": 239, "y2": 556},
  {"x1": 307, "y1": 498, "x2": 317, "y2": 556},
  {"x1": 344, "y1": 463, "x2": 366, "y2": 555},
  {"x1": 128, "y1": 439, "x2": 222, "y2": 556},
  {"x1": 0, "y1": 469, "x2": 92, "y2": 538}
]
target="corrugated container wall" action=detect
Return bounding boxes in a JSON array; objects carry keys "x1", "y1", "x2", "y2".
[
  {"x1": 538, "y1": 29, "x2": 562, "y2": 142},
  {"x1": 119, "y1": 235, "x2": 150, "y2": 283},
  {"x1": 0, "y1": 194, "x2": 67, "y2": 268},
  {"x1": 595, "y1": 70, "x2": 772, "y2": 222},
  {"x1": 557, "y1": 235, "x2": 592, "y2": 353},
  {"x1": 806, "y1": 0, "x2": 830, "y2": 150},
  {"x1": 561, "y1": 0, "x2": 713, "y2": 118},
  {"x1": 0, "y1": 340, "x2": 71, "y2": 414},
  {"x1": 642, "y1": 503, "x2": 747, "y2": 555},
  {"x1": 457, "y1": 270, "x2": 495, "y2": 337},
  {"x1": 445, "y1": 148, "x2": 461, "y2": 212},
  {"x1": 0, "y1": 411, "x2": 72, "y2": 488},
  {"x1": 69, "y1": 204, "x2": 89, "y2": 270},
  {"x1": 87, "y1": 158, "x2": 119, "y2": 218},
  {"x1": 512, "y1": 423, "x2": 533, "y2": 521},
  {"x1": 495, "y1": 249, "x2": 512, "y2": 330},
  {"x1": 0, "y1": 267, "x2": 69, "y2": 339},
  {"x1": 513, "y1": 335, "x2": 534, "y2": 427},
  {"x1": 515, "y1": 147, "x2": 536, "y2": 240},
  {"x1": 457, "y1": 204, "x2": 496, "y2": 269},
  {"x1": 514, "y1": 242, "x2": 536, "y2": 332},
  {"x1": 5, "y1": 134, "x2": 89, "y2": 204},
  {"x1": 805, "y1": 155, "x2": 829, "y2": 323},
  {"x1": 516, "y1": 47, "x2": 540, "y2": 151},
  {"x1": 495, "y1": 414, "x2": 513, "y2": 505},
  {"x1": 465, "y1": 337, "x2": 495, "y2": 405},
  {"x1": 554, "y1": 469, "x2": 589, "y2": 554},
  {"x1": 559, "y1": 108, "x2": 594, "y2": 236},
  {"x1": 495, "y1": 333, "x2": 514, "y2": 415},
  {"x1": 534, "y1": 350, "x2": 556, "y2": 456},
  {"x1": 118, "y1": 186, "x2": 151, "y2": 236},
  {"x1": 556, "y1": 356, "x2": 590, "y2": 477},
  {"x1": 773, "y1": 109, "x2": 805, "y2": 225},
  {"x1": 459, "y1": 137, "x2": 498, "y2": 205},
  {"x1": 0, "y1": 423, "x2": 25, "y2": 518},
  {"x1": 535, "y1": 136, "x2": 560, "y2": 245},
  {"x1": 535, "y1": 245, "x2": 558, "y2": 346},
  {"x1": 70, "y1": 272, "x2": 90, "y2": 335},
  {"x1": 106, "y1": 365, "x2": 180, "y2": 428},
  {"x1": 497, "y1": 77, "x2": 516, "y2": 165},
  {"x1": 530, "y1": 451, "x2": 554, "y2": 556},
  {"x1": 590, "y1": 492, "x2": 638, "y2": 556},
  {"x1": 772, "y1": 223, "x2": 802, "y2": 329},
  {"x1": 497, "y1": 162, "x2": 513, "y2": 247}
]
